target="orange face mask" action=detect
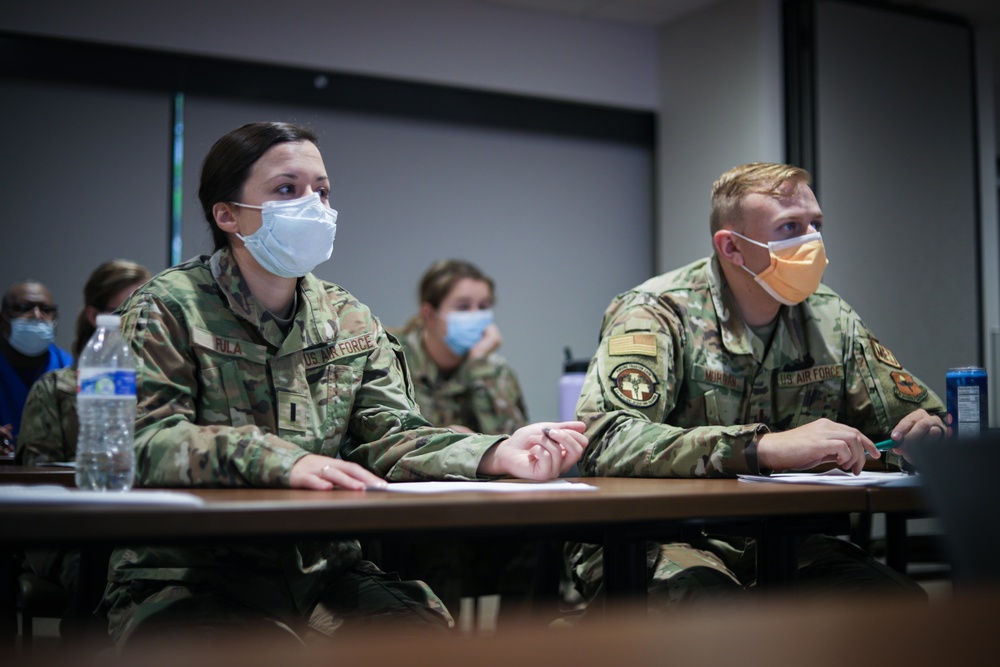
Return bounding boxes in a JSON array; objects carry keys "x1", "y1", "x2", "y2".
[{"x1": 732, "y1": 231, "x2": 829, "y2": 306}]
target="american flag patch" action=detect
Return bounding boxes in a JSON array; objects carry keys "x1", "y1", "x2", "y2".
[{"x1": 608, "y1": 333, "x2": 656, "y2": 357}]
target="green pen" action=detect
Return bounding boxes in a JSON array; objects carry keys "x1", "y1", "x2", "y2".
[
  {"x1": 873, "y1": 438, "x2": 897, "y2": 452},
  {"x1": 865, "y1": 438, "x2": 897, "y2": 456}
]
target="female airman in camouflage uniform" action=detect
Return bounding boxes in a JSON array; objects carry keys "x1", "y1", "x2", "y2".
[
  {"x1": 100, "y1": 122, "x2": 585, "y2": 646},
  {"x1": 394, "y1": 259, "x2": 542, "y2": 623}
]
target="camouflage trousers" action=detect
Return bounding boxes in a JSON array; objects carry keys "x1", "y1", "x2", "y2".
[
  {"x1": 567, "y1": 533, "x2": 924, "y2": 609},
  {"x1": 103, "y1": 559, "x2": 452, "y2": 649}
]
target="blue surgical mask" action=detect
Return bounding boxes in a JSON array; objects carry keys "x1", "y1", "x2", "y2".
[
  {"x1": 231, "y1": 192, "x2": 338, "y2": 278},
  {"x1": 5, "y1": 317, "x2": 55, "y2": 356},
  {"x1": 443, "y1": 310, "x2": 493, "y2": 356}
]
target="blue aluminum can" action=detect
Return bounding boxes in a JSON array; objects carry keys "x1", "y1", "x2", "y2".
[{"x1": 946, "y1": 366, "x2": 988, "y2": 438}]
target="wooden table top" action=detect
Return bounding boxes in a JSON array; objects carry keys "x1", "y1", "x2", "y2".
[
  {"x1": 0, "y1": 464, "x2": 75, "y2": 485},
  {"x1": 0, "y1": 477, "x2": 877, "y2": 545}
]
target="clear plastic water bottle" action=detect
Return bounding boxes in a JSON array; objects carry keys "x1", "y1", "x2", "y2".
[{"x1": 75, "y1": 314, "x2": 136, "y2": 491}]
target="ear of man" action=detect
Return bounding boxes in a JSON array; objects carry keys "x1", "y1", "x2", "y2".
[{"x1": 713, "y1": 229, "x2": 745, "y2": 268}]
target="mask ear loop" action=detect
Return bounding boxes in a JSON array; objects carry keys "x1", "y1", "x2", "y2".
[
  {"x1": 729, "y1": 231, "x2": 768, "y2": 279},
  {"x1": 228, "y1": 201, "x2": 267, "y2": 246}
]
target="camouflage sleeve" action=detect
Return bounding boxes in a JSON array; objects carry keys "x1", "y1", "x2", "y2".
[
  {"x1": 16, "y1": 370, "x2": 73, "y2": 465},
  {"x1": 121, "y1": 294, "x2": 308, "y2": 488},
  {"x1": 576, "y1": 293, "x2": 764, "y2": 478},
  {"x1": 339, "y1": 324, "x2": 505, "y2": 481},
  {"x1": 841, "y1": 307, "x2": 946, "y2": 436},
  {"x1": 462, "y1": 357, "x2": 529, "y2": 434}
]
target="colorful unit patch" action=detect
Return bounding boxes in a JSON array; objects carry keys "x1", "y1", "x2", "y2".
[
  {"x1": 871, "y1": 339, "x2": 902, "y2": 369},
  {"x1": 609, "y1": 362, "x2": 660, "y2": 407},
  {"x1": 608, "y1": 333, "x2": 657, "y2": 357},
  {"x1": 891, "y1": 371, "x2": 926, "y2": 403}
]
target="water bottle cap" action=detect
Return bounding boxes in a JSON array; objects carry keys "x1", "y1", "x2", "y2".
[{"x1": 96, "y1": 314, "x2": 121, "y2": 328}]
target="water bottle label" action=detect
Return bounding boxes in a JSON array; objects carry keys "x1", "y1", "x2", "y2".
[{"x1": 78, "y1": 368, "x2": 136, "y2": 397}]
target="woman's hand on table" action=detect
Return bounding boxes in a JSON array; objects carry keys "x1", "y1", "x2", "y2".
[
  {"x1": 478, "y1": 421, "x2": 587, "y2": 480},
  {"x1": 290, "y1": 454, "x2": 387, "y2": 491}
]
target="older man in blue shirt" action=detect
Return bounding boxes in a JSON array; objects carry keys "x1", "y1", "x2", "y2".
[{"x1": 0, "y1": 280, "x2": 73, "y2": 454}]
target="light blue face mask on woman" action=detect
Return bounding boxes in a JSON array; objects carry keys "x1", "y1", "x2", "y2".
[
  {"x1": 444, "y1": 310, "x2": 493, "y2": 356},
  {"x1": 231, "y1": 192, "x2": 338, "y2": 278}
]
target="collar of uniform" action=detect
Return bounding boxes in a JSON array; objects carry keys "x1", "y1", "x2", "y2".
[
  {"x1": 776, "y1": 300, "x2": 808, "y2": 361},
  {"x1": 707, "y1": 255, "x2": 754, "y2": 357},
  {"x1": 209, "y1": 247, "x2": 337, "y2": 352},
  {"x1": 211, "y1": 247, "x2": 264, "y2": 326},
  {"x1": 288, "y1": 272, "x2": 342, "y2": 353}
]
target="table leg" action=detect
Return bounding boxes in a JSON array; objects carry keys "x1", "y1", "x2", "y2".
[
  {"x1": 757, "y1": 518, "x2": 798, "y2": 587},
  {"x1": 71, "y1": 546, "x2": 112, "y2": 638},
  {"x1": 1, "y1": 548, "x2": 16, "y2": 649},
  {"x1": 885, "y1": 513, "x2": 908, "y2": 574}
]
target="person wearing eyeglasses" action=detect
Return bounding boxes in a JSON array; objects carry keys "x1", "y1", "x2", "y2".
[
  {"x1": 12, "y1": 260, "x2": 151, "y2": 639},
  {"x1": 0, "y1": 280, "x2": 73, "y2": 454},
  {"x1": 17, "y1": 260, "x2": 151, "y2": 465}
]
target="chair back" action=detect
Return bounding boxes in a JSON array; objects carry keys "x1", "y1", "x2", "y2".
[{"x1": 912, "y1": 433, "x2": 1000, "y2": 587}]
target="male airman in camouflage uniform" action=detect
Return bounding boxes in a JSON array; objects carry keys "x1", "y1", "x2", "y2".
[
  {"x1": 397, "y1": 324, "x2": 528, "y2": 435},
  {"x1": 568, "y1": 162, "x2": 948, "y2": 606}
]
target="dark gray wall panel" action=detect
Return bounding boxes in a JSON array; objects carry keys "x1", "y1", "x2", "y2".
[
  {"x1": 815, "y1": 1, "x2": 978, "y2": 401},
  {"x1": 0, "y1": 78, "x2": 171, "y2": 353}
]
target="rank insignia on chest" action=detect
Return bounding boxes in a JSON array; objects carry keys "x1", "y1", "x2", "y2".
[
  {"x1": 871, "y1": 338, "x2": 902, "y2": 369},
  {"x1": 609, "y1": 362, "x2": 660, "y2": 408},
  {"x1": 891, "y1": 371, "x2": 927, "y2": 403}
]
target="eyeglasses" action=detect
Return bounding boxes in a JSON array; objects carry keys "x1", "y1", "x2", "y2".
[{"x1": 5, "y1": 301, "x2": 58, "y2": 319}]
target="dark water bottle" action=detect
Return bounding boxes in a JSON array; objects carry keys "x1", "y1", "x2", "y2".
[{"x1": 559, "y1": 347, "x2": 589, "y2": 422}]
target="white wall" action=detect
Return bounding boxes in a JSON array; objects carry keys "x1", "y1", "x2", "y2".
[
  {"x1": 657, "y1": 0, "x2": 784, "y2": 273},
  {"x1": 1, "y1": 0, "x2": 659, "y2": 111}
]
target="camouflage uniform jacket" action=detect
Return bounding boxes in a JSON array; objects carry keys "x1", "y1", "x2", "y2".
[
  {"x1": 16, "y1": 365, "x2": 78, "y2": 465},
  {"x1": 576, "y1": 255, "x2": 943, "y2": 478},
  {"x1": 107, "y1": 248, "x2": 504, "y2": 618},
  {"x1": 568, "y1": 256, "x2": 944, "y2": 596},
  {"x1": 397, "y1": 324, "x2": 528, "y2": 434}
]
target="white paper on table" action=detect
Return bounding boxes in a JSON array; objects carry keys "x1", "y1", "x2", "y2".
[
  {"x1": 0, "y1": 484, "x2": 205, "y2": 505},
  {"x1": 377, "y1": 479, "x2": 598, "y2": 493},
  {"x1": 738, "y1": 469, "x2": 921, "y2": 488}
]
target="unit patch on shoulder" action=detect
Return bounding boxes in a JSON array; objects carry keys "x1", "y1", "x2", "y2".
[
  {"x1": 608, "y1": 333, "x2": 657, "y2": 357},
  {"x1": 891, "y1": 371, "x2": 927, "y2": 403},
  {"x1": 609, "y1": 362, "x2": 660, "y2": 408},
  {"x1": 871, "y1": 339, "x2": 902, "y2": 369}
]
